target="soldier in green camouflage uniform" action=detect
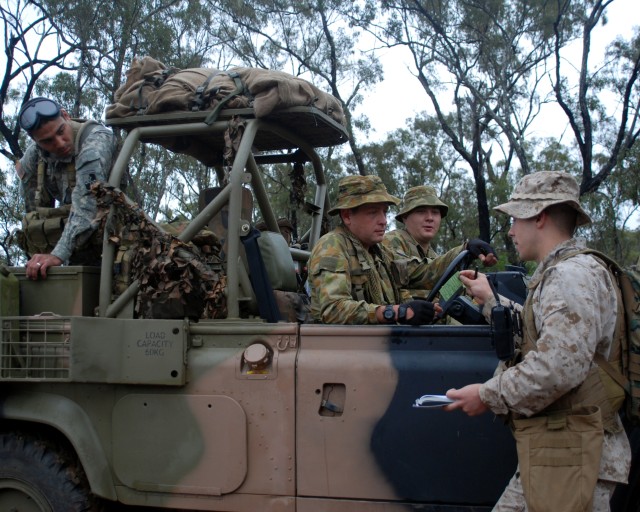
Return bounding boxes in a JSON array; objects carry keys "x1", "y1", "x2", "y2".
[
  {"x1": 255, "y1": 217, "x2": 295, "y2": 245},
  {"x1": 16, "y1": 97, "x2": 117, "y2": 280},
  {"x1": 383, "y1": 186, "x2": 497, "y2": 299},
  {"x1": 308, "y1": 175, "x2": 440, "y2": 325}
]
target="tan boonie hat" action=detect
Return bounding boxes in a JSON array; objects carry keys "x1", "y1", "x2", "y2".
[
  {"x1": 494, "y1": 171, "x2": 591, "y2": 226},
  {"x1": 395, "y1": 185, "x2": 449, "y2": 222},
  {"x1": 328, "y1": 175, "x2": 400, "y2": 216}
]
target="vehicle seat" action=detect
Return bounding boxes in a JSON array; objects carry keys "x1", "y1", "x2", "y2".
[
  {"x1": 242, "y1": 228, "x2": 310, "y2": 323},
  {"x1": 256, "y1": 231, "x2": 298, "y2": 292}
]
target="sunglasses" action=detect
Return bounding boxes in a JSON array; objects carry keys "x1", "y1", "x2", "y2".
[{"x1": 19, "y1": 98, "x2": 61, "y2": 132}]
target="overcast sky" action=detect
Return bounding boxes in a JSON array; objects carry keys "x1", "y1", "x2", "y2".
[{"x1": 360, "y1": 0, "x2": 638, "y2": 143}]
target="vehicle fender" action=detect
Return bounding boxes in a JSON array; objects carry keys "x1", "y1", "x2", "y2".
[{"x1": 0, "y1": 391, "x2": 117, "y2": 501}]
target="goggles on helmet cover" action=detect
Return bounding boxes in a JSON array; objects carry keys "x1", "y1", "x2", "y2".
[{"x1": 19, "y1": 98, "x2": 61, "y2": 132}]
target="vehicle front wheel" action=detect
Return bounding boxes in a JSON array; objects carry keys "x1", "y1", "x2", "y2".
[{"x1": 0, "y1": 431, "x2": 99, "y2": 512}]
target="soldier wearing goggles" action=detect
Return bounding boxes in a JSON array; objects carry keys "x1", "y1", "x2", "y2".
[{"x1": 15, "y1": 97, "x2": 117, "y2": 279}]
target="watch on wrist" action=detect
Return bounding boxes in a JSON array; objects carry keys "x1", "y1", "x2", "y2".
[
  {"x1": 382, "y1": 304, "x2": 396, "y2": 323},
  {"x1": 397, "y1": 304, "x2": 408, "y2": 323}
]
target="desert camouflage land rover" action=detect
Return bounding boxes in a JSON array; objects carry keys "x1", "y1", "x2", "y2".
[{"x1": 0, "y1": 106, "x2": 638, "y2": 512}]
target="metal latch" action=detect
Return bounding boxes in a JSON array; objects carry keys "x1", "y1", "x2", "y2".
[{"x1": 320, "y1": 399, "x2": 343, "y2": 413}]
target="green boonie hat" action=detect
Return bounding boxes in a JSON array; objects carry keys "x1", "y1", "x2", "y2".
[
  {"x1": 277, "y1": 217, "x2": 293, "y2": 230},
  {"x1": 328, "y1": 175, "x2": 400, "y2": 216},
  {"x1": 395, "y1": 185, "x2": 449, "y2": 222},
  {"x1": 255, "y1": 217, "x2": 294, "y2": 231},
  {"x1": 494, "y1": 171, "x2": 591, "y2": 227}
]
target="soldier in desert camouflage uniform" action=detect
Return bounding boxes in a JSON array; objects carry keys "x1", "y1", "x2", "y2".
[
  {"x1": 15, "y1": 97, "x2": 117, "y2": 280},
  {"x1": 446, "y1": 171, "x2": 631, "y2": 511},
  {"x1": 308, "y1": 175, "x2": 441, "y2": 325},
  {"x1": 383, "y1": 185, "x2": 497, "y2": 299}
]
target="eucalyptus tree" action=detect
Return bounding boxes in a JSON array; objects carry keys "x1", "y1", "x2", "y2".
[
  {"x1": 357, "y1": 0, "x2": 559, "y2": 243},
  {"x1": 580, "y1": 147, "x2": 640, "y2": 265},
  {"x1": 203, "y1": 0, "x2": 383, "y2": 177},
  {"x1": 0, "y1": 0, "x2": 80, "y2": 161},
  {"x1": 33, "y1": 0, "x2": 219, "y2": 107},
  {"x1": 551, "y1": 0, "x2": 640, "y2": 196}
]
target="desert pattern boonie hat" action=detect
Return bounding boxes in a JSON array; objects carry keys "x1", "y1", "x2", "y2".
[
  {"x1": 328, "y1": 175, "x2": 400, "y2": 216},
  {"x1": 494, "y1": 171, "x2": 591, "y2": 226},
  {"x1": 395, "y1": 185, "x2": 449, "y2": 222}
]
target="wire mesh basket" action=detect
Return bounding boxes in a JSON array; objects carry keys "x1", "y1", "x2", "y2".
[{"x1": 1, "y1": 316, "x2": 71, "y2": 380}]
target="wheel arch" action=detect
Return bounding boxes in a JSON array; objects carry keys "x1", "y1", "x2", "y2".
[{"x1": 0, "y1": 391, "x2": 117, "y2": 501}]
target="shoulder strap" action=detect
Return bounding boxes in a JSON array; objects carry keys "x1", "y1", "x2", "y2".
[
  {"x1": 338, "y1": 231, "x2": 369, "y2": 301},
  {"x1": 34, "y1": 158, "x2": 48, "y2": 207},
  {"x1": 73, "y1": 119, "x2": 101, "y2": 155},
  {"x1": 573, "y1": 250, "x2": 631, "y2": 394},
  {"x1": 595, "y1": 352, "x2": 630, "y2": 391}
]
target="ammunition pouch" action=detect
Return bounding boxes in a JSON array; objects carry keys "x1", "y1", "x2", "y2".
[
  {"x1": 16, "y1": 205, "x2": 71, "y2": 257},
  {"x1": 538, "y1": 364, "x2": 624, "y2": 434},
  {"x1": 513, "y1": 405, "x2": 603, "y2": 512},
  {"x1": 350, "y1": 268, "x2": 369, "y2": 302},
  {"x1": 16, "y1": 204, "x2": 103, "y2": 265}
]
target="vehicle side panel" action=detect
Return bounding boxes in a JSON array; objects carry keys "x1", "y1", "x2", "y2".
[
  {"x1": 297, "y1": 324, "x2": 517, "y2": 506},
  {"x1": 1, "y1": 319, "x2": 299, "y2": 511}
]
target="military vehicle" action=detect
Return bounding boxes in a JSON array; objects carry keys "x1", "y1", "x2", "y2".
[{"x1": 0, "y1": 105, "x2": 638, "y2": 512}]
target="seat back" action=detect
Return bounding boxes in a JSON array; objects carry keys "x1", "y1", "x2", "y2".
[{"x1": 256, "y1": 231, "x2": 298, "y2": 292}]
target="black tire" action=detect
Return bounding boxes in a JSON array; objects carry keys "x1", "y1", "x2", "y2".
[{"x1": 0, "y1": 431, "x2": 100, "y2": 512}]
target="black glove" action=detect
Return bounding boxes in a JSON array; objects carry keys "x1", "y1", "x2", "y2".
[
  {"x1": 398, "y1": 300, "x2": 436, "y2": 326},
  {"x1": 466, "y1": 238, "x2": 497, "y2": 259}
]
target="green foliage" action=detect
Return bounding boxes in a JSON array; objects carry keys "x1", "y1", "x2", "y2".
[{"x1": 0, "y1": 167, "x2": 25, "y2": 265}]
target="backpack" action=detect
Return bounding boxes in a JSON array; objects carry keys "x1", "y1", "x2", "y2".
[{"x1": 567, "y1": 249, "x2": 640, "y2": 425}]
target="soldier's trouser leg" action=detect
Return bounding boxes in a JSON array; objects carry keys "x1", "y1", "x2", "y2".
[
  {"x1": 592, "y1": 480, "x2": 617, "y2": 512},
  {"x1": 493, "y1": 470, "x2": 617, "y2": 512},
  {"x1": 492, "y1": 471, "x2": 525, "y2": 511}
]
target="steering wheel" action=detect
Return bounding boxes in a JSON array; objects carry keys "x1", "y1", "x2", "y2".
[
  {"x1": 426, "y1": 249, "x2": 485, "y2": 323},
  {"x1": 426, "y1": 249, "x2": 472, "y2": 303}
]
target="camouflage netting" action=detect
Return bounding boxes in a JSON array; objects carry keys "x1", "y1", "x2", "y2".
[
  {"x1": 92, "y1": 182, "x2": 227, "y2": 320},
  {"x1": 222, "y1": 116, "x2": 246, "y2": 182}
]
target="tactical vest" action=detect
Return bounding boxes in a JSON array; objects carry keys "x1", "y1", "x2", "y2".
[
  {"x1": 517, "y1": 254, "x2": 626, "y2": 433},
  {"x1": 337, "y1": 229, "x2": 400, "y2": 306},
  {"x1": 397, "y1": 230, "x2": 438, "y2": 300},
  {"x1": 17, "y1": 120, "x2": 103, "y2": 259}
]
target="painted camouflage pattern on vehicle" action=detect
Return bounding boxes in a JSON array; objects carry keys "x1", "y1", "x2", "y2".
[
  {"x1": 0, "y1": 306, "x2": 518, "y2": 511},
  {"x1": 1, "y1": 113, "x2": 636, "y2": 512}
]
